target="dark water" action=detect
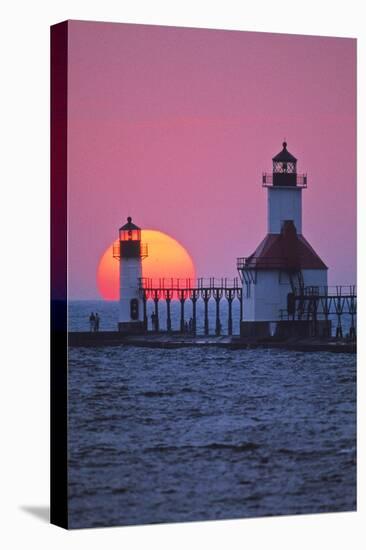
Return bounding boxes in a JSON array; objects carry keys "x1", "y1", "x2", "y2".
[{"x1": 68, "y1": 345, "x2": 356, "y2": 529}]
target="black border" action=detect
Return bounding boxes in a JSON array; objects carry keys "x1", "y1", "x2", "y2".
[{"x1": 50, "y1": 20, "x2": 68, "y2": 529}]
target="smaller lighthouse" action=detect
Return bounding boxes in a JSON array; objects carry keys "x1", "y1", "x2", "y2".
[{"x1": 116, "y1": 217, "x2": 148, "y2": 333}]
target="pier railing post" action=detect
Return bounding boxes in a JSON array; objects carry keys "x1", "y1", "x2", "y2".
[
  {"x1": 349, "y1": 316, "x2": 356, "y2": 341},
  {"x1": 335, "y1": 294, "x2": 345, "y2": 340},
  {"x1": 311, "y1": 298, "x2": 318, "y2": 337},
  {"x1": 179, "y1": 290, "x2": 186, "y2": 333},
  {"x1": 349, "y1": 295, "x2": 356, "y2": 341},
  {"x1": 336, "y1": 319, "x2": 343, "y2": 340},
  {"x1": 237, "y1": 288, "x2": 243, "y2": 327},
  {"x1": 213, "y1": 288, "x2": 223, "y2": 336},
  {"x1": 166, "y1": 298, "x2": 171, "y2": 332},
  {"x1": 142, "y1": 292, "x2": 148, "y2": 331},
  {"x1": 226, "y1": 289, "x2": 234, "y2": 336},
  {"x1": 153, "y1": 291, "x2": 160, "y2": 332},
  {"x1": 215, "y1": 298, "x2": 220, "y2": 336},
  {"x1": 202, "y1": 289, "x2": 211, "y2": 336},
  {"x1": 163, "y1": 289, "x2": 172, "y2": 333},
  {"x1": 204, "y1": 299, "x2": 209, "y2": 335},
  {"x1": 180, "y1": 299, "x2": 185, "y2": 333},
  {"x1": 190, "y1": 289, "x2": 199, "y2": 336}
]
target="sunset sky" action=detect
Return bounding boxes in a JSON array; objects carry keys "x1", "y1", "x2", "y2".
[{"x1": 67, "y1": 20, "x2": 356, "y2": 299}]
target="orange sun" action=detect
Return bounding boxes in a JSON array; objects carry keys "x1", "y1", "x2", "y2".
[{"x1": 97, "y1": 230, "x2": 196, "y2": 300}]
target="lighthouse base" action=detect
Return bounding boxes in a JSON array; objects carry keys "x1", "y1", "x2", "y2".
[
  {"x1": 118, "y1": 321, "x2": 146, "y2": 334},
  {"x1": 240, "y1": 320, "x2": 332, "y2": 340}
]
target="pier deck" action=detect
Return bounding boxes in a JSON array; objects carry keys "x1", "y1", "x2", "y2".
[{"x1": 68, "y1": 332, "x2": 356, "y2": 353}]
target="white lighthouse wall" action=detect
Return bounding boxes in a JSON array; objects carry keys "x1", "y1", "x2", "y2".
[
  {"x1": 119, "y1": 257, "x2": 144, "y2": 323},
  {"x1": 268, "y1": 187, "x2": 302, "y2": 234},
  {"x1": 243, "y1": 284, "x2": 256, "y2": 320},
  {"x1": 248, "y1": 270, "x2": 290, "y2": 321},
  {"x1": 302, "y1": 268, "x2": 328, "y2": 289},
  {"x1": 243, "y1": 268, "x2": 328, "y2": 322}
]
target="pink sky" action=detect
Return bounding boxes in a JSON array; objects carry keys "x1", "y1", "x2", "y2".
[{"x1": 67, "y1": 20, "x2": 356, "y2": 299}]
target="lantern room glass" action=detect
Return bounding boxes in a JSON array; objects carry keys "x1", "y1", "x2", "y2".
[
  {"x1": 273, "y1": 161, "x2": 297, "y2": 174},
  {"x1": 119, "y1": 228, "x2": 141, "y2": 241}
]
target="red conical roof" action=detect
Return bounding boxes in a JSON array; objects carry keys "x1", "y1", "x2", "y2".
[{"x1": 245, "y1": 221, "x2": 327, "y2": 270}]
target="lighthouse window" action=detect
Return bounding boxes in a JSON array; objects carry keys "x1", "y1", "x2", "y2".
[
  {"x1": 273, "y1": 161, "x2": 296, "y2": 174},
  {"x1": 120, "y1": 228, "x2": 141, "y2": 241}
]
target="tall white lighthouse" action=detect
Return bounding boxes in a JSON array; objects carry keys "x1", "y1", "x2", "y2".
[
  {"x1": 115, "y1": 217, "x2": 148, "y2": 333},
  {"x1": 238, "y1": 142, "x2": 328, "y2": 338}
]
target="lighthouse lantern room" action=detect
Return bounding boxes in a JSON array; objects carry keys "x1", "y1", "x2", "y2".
[
  {"x1": 115, "y1": 216, "x2": 147, "y2": 333},
  {"x1": 238, "y1": 142, "x2": 329, "y2": 338}
]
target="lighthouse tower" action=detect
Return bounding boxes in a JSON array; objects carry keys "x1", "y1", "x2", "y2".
[
  {"x1": 238, "y1": 142, "x2": 329, "y2": 338},
  {"x1": 115, "y1": 217, "x2": 147, "y2": 333}
]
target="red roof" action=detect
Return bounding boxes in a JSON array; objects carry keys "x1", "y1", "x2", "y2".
[{"x1": 245, "y1": 221, "x2": 327, "y2": 270}]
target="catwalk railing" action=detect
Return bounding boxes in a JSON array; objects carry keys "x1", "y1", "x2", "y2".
[
  {"x1": 113, "y1": 242, "x2": 148, "y2": 259},
  {"x1": 139, "y1": 277, "x2": 242, "y2": 336},
  {"x1": 262, "y1": 173, "x2": 307, "y2": 187},
  {"x1": 280, "y1": 285, "x2": 357, "y2": 340},
  {"x1": 237, "y1": 256, "x2": 296, "y2": 271}
]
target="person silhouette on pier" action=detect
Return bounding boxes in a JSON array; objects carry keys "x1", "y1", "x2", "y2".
[
  {"x1": 95, "y1": 313, "x2": 100, "y2": 332},
  {"x1": 89, "y1": 312, "x2": 95, "y2": 332}
]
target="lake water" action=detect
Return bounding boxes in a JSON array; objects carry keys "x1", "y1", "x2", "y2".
[{"x1": 67, "y1": 302, "x2": 356, "y2": 528}]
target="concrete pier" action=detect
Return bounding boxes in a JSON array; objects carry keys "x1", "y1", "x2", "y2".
[{"x1": 68, "y1": 331, "x2": 356, "y2": 353}]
